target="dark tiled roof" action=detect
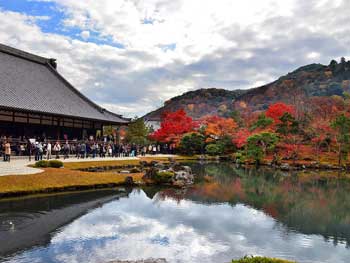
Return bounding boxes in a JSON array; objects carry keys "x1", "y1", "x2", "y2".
[{"x1": 0, "y1": 44, "x2": 129, "y2": 124}]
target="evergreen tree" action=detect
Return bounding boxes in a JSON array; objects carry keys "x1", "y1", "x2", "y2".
[
  {"x1": 126, "y1": 118, "x2": 150, "y2": 145},
  {"x1": 331, "y1": 114, "x2": 350, "y2": 166},
  {"x1": 247, "y1": 132, "x2": 279, "y2": 165}
]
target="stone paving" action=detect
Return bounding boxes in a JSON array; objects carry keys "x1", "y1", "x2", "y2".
[
  {"x1": 0, "y1": 155, "x2": 175, "y2": 177},
  {"x1": 0, "y1": 159, "x2": 43, "y2": 176}
]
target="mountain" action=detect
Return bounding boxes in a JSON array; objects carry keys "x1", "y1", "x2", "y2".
[
  {"x1": 145, "y1": 88, "x2": 246, "y2": 120},
  {"x1": 144, "y1": 59, "x2": 350, "y2": 120}
]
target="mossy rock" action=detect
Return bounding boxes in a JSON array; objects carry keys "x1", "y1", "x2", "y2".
[
  {"x1": 232, "y1": 256, "x2": 296, "y2": 263},
  {"x1": 35, "y1": 160, "x2": 49, "y2": 168},
  {"x1": 48, "y1": 160, "x2": 64, "y2": 168},
  {"x1": 154, "y1": 171, "x2": 174, "y2": 184}
]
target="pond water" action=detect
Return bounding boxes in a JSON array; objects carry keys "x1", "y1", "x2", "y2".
[{"x1": 1, "y1": 162, "x2": 350, "y2": 263}]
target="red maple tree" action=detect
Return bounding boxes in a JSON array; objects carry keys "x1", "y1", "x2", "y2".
[
  {"x1": 232, "y1": 128, "x2": 251, "y2": 148},
  {"x1": 149, "y1": 109, "x2": 197, "y2": 145},
  {"x1": 266, "y1": 102, "x2": 295, "y2": 123}
]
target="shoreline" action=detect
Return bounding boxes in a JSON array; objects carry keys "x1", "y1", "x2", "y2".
[
  {"x1": 1, "y1": 155, "x2": 350, "y2": 199},
  {"x1": 0, "y1": 156, "x2": 181, "y2": 198}
]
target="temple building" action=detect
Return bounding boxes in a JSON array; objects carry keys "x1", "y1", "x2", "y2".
[{"x1": 0, "y1": 43, "x2": 129, "y2": 141}]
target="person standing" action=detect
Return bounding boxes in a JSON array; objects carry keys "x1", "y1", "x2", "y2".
[
  {"x1": 54, "y1": 142, "x2": 61, "y2": 159},
  {"x1": 107, "y1": 144, "x2": 112, "y2": 157},
  {"x1": 142, "y1": 145, "x2": 147, "y2": 156},
  {"x1": 46, "y1": 141, "x2": 52, "y2": 160},
  {"x1": 80, "y1": 142, "x2": 86, "y2": 159},
  {"x1": 1, "y1": 140, "x2": 5, "y2": 162},
  {"x1": 4, "y1": 141, "x2": 11, "y2": 162},
  {"x1": 20, "y1": 144, "x2": 26, "y2": 156},
  {"x1": 34, "y1": 142, "x2": 39, "y2": 161},
  {"x1": 37, "y1": 142, "x2": 43, "y2": 161},
  {"x1": 63, "y1": 141, "x2": 70, "y2": 159},
  {"x1": 28, "y1": 141, "x2": 34, "y2": 162},
  {"x1": 76, "y1": 143, "x2": 81, "y2": 159}
]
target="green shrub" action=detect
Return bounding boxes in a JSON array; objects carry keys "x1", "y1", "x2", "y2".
[
  {"x1": 247, "y1": 132, "x2": 279, "y2": 164},
  {"x1": 179, "y1": 132, "x2": 205, "y2": 155},
  {"x1": 235, "y1": 152, "x2": 246, "y2": 162},
  {"x1": 232, "y1": 256, "x2": 295, "y2": 263},
  {"x1": 216, "y1": 135, "x2": 236, "y2": 154},
  {"x1": 205, "y1": 144, "x2": 223, "y2": 156},
  {"x1": 154, "y1": 171, "x2": 174, "y2": 183},
  {"x1": 35, "y1": 160, "x2": 49, "y2": 168},
  {"x1": 48, "y1": 160, "x2": 64, "y2": 168}
]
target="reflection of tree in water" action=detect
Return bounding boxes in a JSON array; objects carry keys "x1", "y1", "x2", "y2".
[{"x1": 153, "y1": 162, "x2": 350, "y2": 248}]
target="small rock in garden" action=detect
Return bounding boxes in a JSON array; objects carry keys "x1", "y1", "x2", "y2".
[
  {"x1": 168, "y1": 157, "x2": 176, "y2": 163},
  {"x1": 130, "y1": 167, "x2": 141, "y2": 173},
  {"x1": 124, "y1": 176, "x2": 134, "y2": 185},
  {"x1": 151, "y1": 161, "x2": 159, "y2": 166},
  {"x1": 280, "y1": 163, "x2": 290, "y2": 171}
]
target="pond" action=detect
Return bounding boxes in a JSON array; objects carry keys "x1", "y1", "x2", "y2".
[{"x1": 0, "y1": 162, "x2": 350, "y2": 263}]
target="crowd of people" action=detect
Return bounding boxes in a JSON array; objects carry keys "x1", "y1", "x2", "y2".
[{"x1": 1, "y1": 136, "x2": 175, "y2": 162}]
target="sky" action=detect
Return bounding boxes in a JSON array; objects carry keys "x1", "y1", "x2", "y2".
[{"x1": 0, "y1": 0, "x2": 349, "y2": 117}]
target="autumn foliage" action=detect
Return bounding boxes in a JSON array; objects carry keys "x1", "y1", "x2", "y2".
[
  {"x1": 232, "y1": 128, "x2": 251, "y2": 148},
  {"x1": 150, "y1": 95, "x2": 350, "y2": 165},
  {"x1": 266, "y1": 102, "x2": 295, "y2": 123},
  {"x1": 149, "y1": 109, "x2": 198, "y2": 145},
  {"x1": 202, "y1": 115, "x2": 237, "y2": 138}
]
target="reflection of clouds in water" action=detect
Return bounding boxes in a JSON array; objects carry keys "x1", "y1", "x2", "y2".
[
  {"x1": 5, "y1": 190, "x2": 350, "y2": 263},
  {"x1": 51, "y1": 196, "x2": 229, "y2": 263}
]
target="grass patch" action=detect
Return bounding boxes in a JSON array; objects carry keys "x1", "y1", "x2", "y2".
[
  {"x1": 0, "y1": 167, "x2": 143, "y2": 197},
  {"x1": 0, "y1": 155, "x2": 211, "y2": 198},
  {"x1": 63, "y1": 159, "x2": 142, "y2": 170}
]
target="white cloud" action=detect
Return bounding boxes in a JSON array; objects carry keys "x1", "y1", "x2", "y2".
[
  {"x1": 80, "y1": 30, "x2": 90, "y2": 40},
  {"x1": 8, "y1": 189, "x2": 350, "y2": 263},
  {"x1": 307, "y1": 51, "x2": 321, "y2": 60},
  {"x1": 1, "y1": 0, "x2": 350, "y2": 117}
]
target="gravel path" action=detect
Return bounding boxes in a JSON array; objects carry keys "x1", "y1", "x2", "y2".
[{"x1": 0, "y1": 155, "x2": 175, "y2": 177}]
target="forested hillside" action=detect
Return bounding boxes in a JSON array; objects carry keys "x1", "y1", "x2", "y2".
[{"x1": 144, "y1": 58, "x2": 350, "y2": 120}]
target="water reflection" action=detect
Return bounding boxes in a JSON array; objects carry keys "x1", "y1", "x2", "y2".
[
  {"x1": 185, "y1": 162, "x2": 350, "y2": 247},
  {"x1": 0, "y1": 163, "x2": 350, "y2": 263},
  {"x1": 0, "y1": 189, "x2": 127, "y2": 258}
]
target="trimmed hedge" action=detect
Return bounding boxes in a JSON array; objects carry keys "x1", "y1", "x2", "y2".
[
  {"x1": 205, "y1": 143, "x2": 223, "y2": 156},
  {"x1": 35, "y1": 160, "x2": 63, "y2": 168},
  {"x1": 35, "y1": 160, "x2": 49, "y2": 168},
  {"x1": 48, "y1": 160, "x2": 63, "y2": 168},
  {"x1": 232, "y1": 256, "x2": 296, "y2": 263}
]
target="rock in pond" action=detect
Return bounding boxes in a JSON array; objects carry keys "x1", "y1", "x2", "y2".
[
  {"x1": 142, "y1": 162, "x2": 194, "y2": 187},
  {"x1": 124, "y1": 176, "x2": 134, "y2": 186},
  {"x1": 280, "y1": 163, "x2": 290, "y2": 171}
]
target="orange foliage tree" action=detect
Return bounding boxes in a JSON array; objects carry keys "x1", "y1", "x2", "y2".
[{"x1": 201, "y1": 115, "x2": 237, "y2": 139}]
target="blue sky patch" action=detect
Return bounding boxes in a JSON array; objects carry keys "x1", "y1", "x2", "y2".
[
  {"x1": 160, "y1": 43, "x2": 176, "y2": 52},
  {"x1": 0, "y1": 0, "x2": 124, "y2": 49}
]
